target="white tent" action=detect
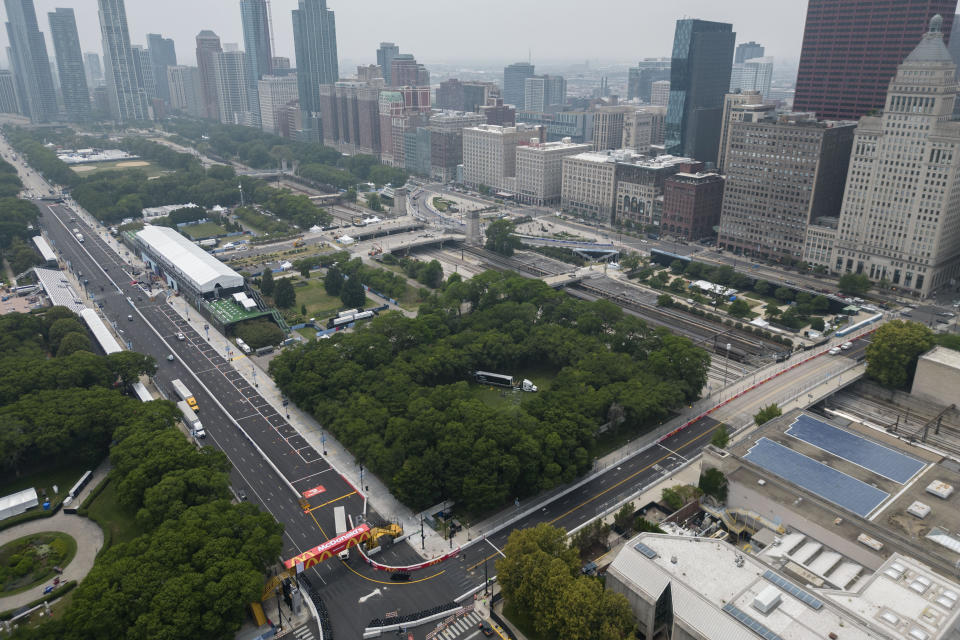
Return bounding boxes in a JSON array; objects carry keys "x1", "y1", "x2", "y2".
[{"x1": 0, "y1": 488, "x2": 39, "y2": 521}]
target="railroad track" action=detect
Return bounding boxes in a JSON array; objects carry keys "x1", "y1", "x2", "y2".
[{"x1": 826, "y1": 391, "x2": 960, "y2": 456}]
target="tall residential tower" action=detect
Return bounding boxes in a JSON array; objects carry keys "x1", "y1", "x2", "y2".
[
  {"x1": 195, "y1": 30, "x2": 223, "y2": 120},
  {"x1": 4, "y1": 0, "x2": 57, "y2": 121},
  {"x1": 292, "y1": 0, "x2": 339, "y2": 141},
  {"x1": 240, "y1": 0, "x2": 273, "y2": 127},
  {"x1": 48, "y1": 8, "x2": 90, "y2": 121},
  {"x1": 98, "y1": 0, "x2": 149, "y2": 121}
]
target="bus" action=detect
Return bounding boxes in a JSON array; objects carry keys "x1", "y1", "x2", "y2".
[{"x1": 334, "y1": 506, "x2": 350, "y2": 560}]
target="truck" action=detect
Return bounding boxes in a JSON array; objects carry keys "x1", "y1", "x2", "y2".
[
  {"x1": 177, "y1": 400, "x2": 205, "y2": 439},
  {"x1": 334, "y1": 506, "x2": 350, "y2": 560},
  {"x1": 473, "y1": 370, "x2": 538, "y2": 392},
  {"x1": 75, "y1": 232, "x2": 84, "y2": 243},
  {"x1": 171, "y1": 378, "x2": 198, "y2": 411}
]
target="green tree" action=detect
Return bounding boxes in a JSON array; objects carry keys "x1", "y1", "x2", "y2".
[
  {"x1": 613, "y1": 503, "x2": 635, "y2": 532},
  {"x1": 728, "y1": 299, "x2": 752, "y2": 318},
  {"x1": 710, "y1": 423, "x2": 730, "y2": 449},
  {"x1": 484, "y1": 219, "x2": 521, "y2": 256},
  {"x1": 670, "y1": 259, "x2": 686, "y2": 274},
  {"x1": 699, "y1": 468, "x2": 728, "y2": 502},
  {"x1": 668, "y1": 277, "x2": 687, "y2": 293},
  {"x1": 753, "y1": 280, "x2": 771, "y2": 296},
  {"x1": 340, "y1": 275, "x2": 366, "y2": 308},
  {"x1": 774, "y1": 286, "x2": 794, "y2": 302},
  {"x1": 866, "y1": 320, "x2": 935, "y2": 389},
  {"x1": 273, "y1": 277, "x2": 296, "y2": 309},
  {"x1": 235, "y1": 319, "x2": 284, "y2": 349},
  {"x1": 324, "y1": 265, "x2": 343, "y2": 296},
  {"x1": 657, "y1": 293, "x2": 674, "y2": 307},
  {"x1": 810, "y1": 317, "x2": 825, "y2": 332},
  {"x1": 56, "y1": 332, "x2": 92, "y2": 357},
  {"x1": 344, "y1": 187, "x2": 357, "y2": 202},
  {"x1": 107, "y1": 351, "x2": 157, "y2": 387},
  {"x1": 260, "y1": 267, "x2": 275, "y2": 296},
  {"x1": 754, "y1": 403, "x2": 782, "y2": 426},
  {"x1": 838, "y1": 273, "x2": 871, "y2": 296},
  {"x1": 366, "y1": 192, "x2": 384, "y2": 212}
]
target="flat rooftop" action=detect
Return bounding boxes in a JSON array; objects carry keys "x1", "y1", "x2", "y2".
[
  {"x1": 919, "y1": 346, "x2": 960, "y2": 369},
  {"x1": 725, "y1": 409, "x2": 960, "y2": 580},
  {"x1": 609, "y1": 533, "x2": 960, "y2": 640}
]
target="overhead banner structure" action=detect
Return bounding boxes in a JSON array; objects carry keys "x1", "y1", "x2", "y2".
[
  {"x1": 360, "y1": 547, "x2": 461, "y2": 572},
  {"x1": 284, "y1": 524, "x2": 372, "y2": 571}
]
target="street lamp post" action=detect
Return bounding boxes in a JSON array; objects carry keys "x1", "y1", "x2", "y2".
[{"x1": 724, "y1": 343, "x2": 731, "y2": 387}]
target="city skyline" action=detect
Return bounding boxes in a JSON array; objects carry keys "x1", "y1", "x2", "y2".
[{"x1": 1, "y1": 0, "x2": 809, "y2": 72}]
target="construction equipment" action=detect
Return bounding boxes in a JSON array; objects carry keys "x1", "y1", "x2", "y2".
[
  {"x1": 293, "y1": 238, "x2": 305, "y2": 248},
  {"x1": 368, "y1": 242, "x2": 383, "y2": 257},
  {"x1": 365, "y1": 523, "x2": 403, "y2": 550}
]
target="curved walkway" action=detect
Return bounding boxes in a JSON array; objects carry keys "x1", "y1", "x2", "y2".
[{"x1": 0, "y1": 511, "x2": 103, "y2": 612}]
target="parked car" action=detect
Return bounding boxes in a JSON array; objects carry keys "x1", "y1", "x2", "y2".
[
  {"x1": 841, "y1": 342, "x2": 853, "y2": 350},
  {"x1": 829, "y1": 347, "x2": 841, "y2": 355}
]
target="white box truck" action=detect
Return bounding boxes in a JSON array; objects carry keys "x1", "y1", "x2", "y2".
[
  {"x1": 171, "y1": 378, "x2": 198, "y2": 411},
  {"x1": 177, "y1": 400, "x2": 205, "y2": 439},
  {"x1": 334, "y1": 506, "x2": 350, "y2": 560}
]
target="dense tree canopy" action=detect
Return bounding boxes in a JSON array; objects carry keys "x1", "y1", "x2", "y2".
[
  {"x1": 866, "y1": 320, "x2": 935, "y2": 389},
  {"x1": 496, "y1": 524, "x2": 635, "y2": 640},
  {"x1": 270, "y1": 271, "x2": 709, "y2": 512}
]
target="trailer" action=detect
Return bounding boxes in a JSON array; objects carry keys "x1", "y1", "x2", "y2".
[
  {"x1": 473, "y1": 371, "x2": 538, "y2": 392},
  {"x1": 171, "y1": 378, "x2": 198, "y2": 411}
]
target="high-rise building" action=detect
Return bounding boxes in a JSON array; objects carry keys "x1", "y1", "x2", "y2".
[
  {"x1": 146, "y1": 34, "x2": 176, "y2": 103},
  {"x1": 132, "y1": 46, "x2": 156, "y2": 102},
  {"x1": 734, "y1": 41, "x2": 765, "y2": 63},
  {"x1": 462, "y1": 123, "x2": 544, "y2": 191},
  {"x1": 662, "y1": 171, "x2": 725, "y2": 240},
  {"x1": 516, "y1": 138, "x2": 592, "y2": 205},
  {"x1": 195, "y1": 30, "x2": 222, "y2": 120},
  {"x1": 356, "y1": 64, "x2": 382, "y2": 83},
  {"x1": 718, "y1": 112, "x2": 855, "y2": 260},
  {"x1": 240, "y1": 0, "x2": 273, "y2": 128},
  {"x1": 0, "y1": 70, "x2": 19, "y2": 114},
  {"x1": 48, "y1": 8, "x2": 90, "y2": 122},
  {"x1": 258, "y1": 75, "x2": 299, "y2": 135},
  {"x1": 650, "y1": 80, "x2": 670, "y2": 107},
  {"x1": 716, "y1": 91, "x2": 768, "y2": 173},
  {"x1": 317, "y1": 80, "x2": 382, "y2": 154},
  {"x1": 524, "y1": 75, "x2": 565, "y2": 113},
  {"x1": 794, "y1": 0, "x2": 956, "y2": 120},
  {"x1": 425, "y1": 111, "x2": 485, "y2": 182},
  {"x1": 834, "y1": 16, "x2": 960, "y2": 297},
  {"x1": 5, "y1": 0, "x2": 57, "y2": 122},
  {"x1": 167, "y1": 65, "x2": 203, "y2": 118},
  {"x1": 627, "y1": 58, "x2": 671, "y2": 102},
  {"x1": 98, "y1": 0, "x2": 149, "y2": 121},
  {"x1": 435, "y1": 79, "x2": 499, "y2": 112},
  {"x1": 503, "y1": 62, "x2": 535, "y2": 109},
  {"x1": 592, "y1": 106, "x2": 634, "y2": 151},
  {"x1": 214, "y1": 50, "x2": 251, "y2": 125},
  {"x1": 622, "y1": 107, "x2": 666, "y2": 152},
  {"x1": 729, "y1": 57, "x2": 773, "y2": 99},
  {"x1": 664, "y1": 19, "x2": 736, "y2": 164},
  {"x1": 292, "y1": 0, "x2": 339, "y2": 141},
  {"x1": 390, "y1": 54, "x2": 429, "y2": 87},
  {"x1": 84, "y1": 52, "x2": 104, "y2": 88},
  {"x1": 378, "y1": 87, "x2": 430, "y2": 166},
  {"x1": 376, "y1": 42, "x2": 399, "y2": 85}
]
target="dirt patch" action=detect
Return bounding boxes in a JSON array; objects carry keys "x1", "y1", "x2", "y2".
[
  {"x1": 70, "y1": 165, "x2": 97, "y2": 173},
  {"x1": 115, "y1": 161, "x2": 149, "y2": 167}
]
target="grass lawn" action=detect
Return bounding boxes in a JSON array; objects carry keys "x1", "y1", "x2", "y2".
[
  {"x1": 85, "y1": 478, "x2": 142, "y2": 548},
  {"x1": 0, "y1": 532, "x2": 77, "y2": 596},
  {"x1": 181, "y1": 222, "x2": 226, "y2": 240},
  {"x1": 293, "y1": 278, "x2": 354, "y2": 320},
  {"x1": 466, "y1": 365, "x2": 556, "y2": 409},
  {"x1": 296, "y1": 326, "x2": 317, "y2": 340},
  {"x1": 70, "y1": 159, "x2": 164, "y2": 178},
  {"x1": 0, "y1": 462, "x2": 94, "y2": 507}
]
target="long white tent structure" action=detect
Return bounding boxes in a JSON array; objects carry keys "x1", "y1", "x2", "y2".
[{"x1": 135, "y1": 225, "x2": 244, "y2": 295}]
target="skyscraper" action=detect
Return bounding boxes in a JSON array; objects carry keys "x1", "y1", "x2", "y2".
[
  {"x1": 214, "y1": 50, "x2": 250, "y2": 125},
  {"x1": 240, "y1": 0, "x2": 273, "y2": 127},
  {"x1": 734, "y1": 41, "x2": 764, "y2": 63},
  {"x1": 390, "y1": 54, "x2": 429, "y2": 87},
  {"x1": 84, "y1": 52, "x2": 103, "y2": 88},
  {"x1": 167, "y1": 65, "x2": 203, "y2": 118},
  {"x1": 98, "y1": 0, "x2": 149, "y2": 121},
  {"x1": 258, "y1": 75, "x2": 299, "y2": 135},
  {"x1": 292, "y1": 0, "x2": 339, "y2": 141},
  {"x1": 627, "y1": 59, "x2": 671, "y2": 102},
  {"x1": 146, "y1": 34, "x2": 176, "y2": 103},
  {"x1": 132, "y1": 46, "x2": 156, "y2": 102},
  {"x1": 4, "y1": 0, "x2": 57, "y2": 122},
  {"x1": 377, "y1": 42, "x2": 399, "y2": 85},
  {"x1": 833, "y1": 16, "x2": 960, "y2": 297},
  {"x1": 503, "y1": 62, "x2": 535, "y2": 110},
  {"x1": 0, "y1": 70, "x2": 20, "y2": 114},
  {"x1": 523, "y1": 75, "x2": 566, "y2": 113},
  {"x1": 48, "y1": 8, "x2": 90, "y2": 121},
  {"x1": 664, "y1": 19, "x2": 736, "y2": 164},
  {"x1": 729, "y1": 57, "x2": 774, "y2": 99},
  {"x1": 195, "y1": 30, "x2": 223, "y2": 120},
  {"x1": 794, "y1": 0, "x2": 956, "y2": 120}
]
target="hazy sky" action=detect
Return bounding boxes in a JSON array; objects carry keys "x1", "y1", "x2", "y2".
[{"x1": 13, "y1": 0, "x2": 807, "y2": 69}]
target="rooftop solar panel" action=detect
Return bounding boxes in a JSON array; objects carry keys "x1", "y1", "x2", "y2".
[
  {"x1": 744, "y1": 438, "x2": 890, "y2": 518},
  {"x1": 762, "y1": 570, "x2": 824, "y2": 610},
  {"x1": 787, "y1": 414, "x2": 924, "y2": 484},
  {"x1": 722, "y1": 603, "x2": 785, "y2": 640},
  {"x1": 634, "y1": 541, "x2": 658, "y2": 559}
]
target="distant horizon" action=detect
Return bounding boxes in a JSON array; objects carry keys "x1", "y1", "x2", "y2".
[{"x1": 2, "y1": 0, "x2": 807, "y2": 76}]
